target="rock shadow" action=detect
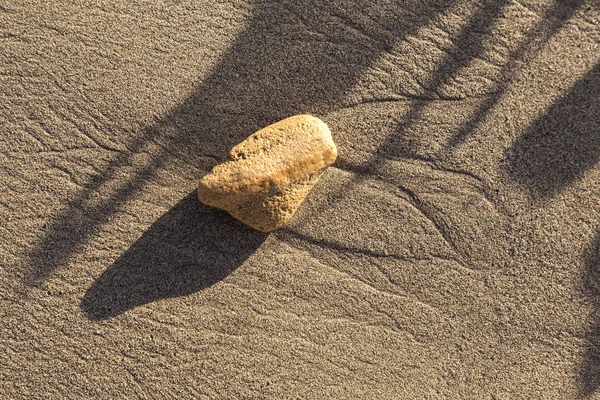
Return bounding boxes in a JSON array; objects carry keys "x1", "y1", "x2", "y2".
[
  {"x1": 505, "y1": 62, "x2": 600, "y2": 200},
  {"x1": 81, "y1": 191, "x2": 268, "y2": 320}
]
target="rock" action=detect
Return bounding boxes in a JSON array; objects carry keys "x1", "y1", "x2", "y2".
[{"x1": 198, "y1": 115, "x2": 337, "y2": 231}]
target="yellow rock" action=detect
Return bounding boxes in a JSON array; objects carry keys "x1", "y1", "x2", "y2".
[{"x1": 198, "y1": 115, "x2": 337, "y2": 231}]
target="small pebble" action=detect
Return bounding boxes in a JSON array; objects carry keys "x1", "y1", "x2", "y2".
[{"x1": 198, "y1": 115, "x2": 337, "y2": 231}]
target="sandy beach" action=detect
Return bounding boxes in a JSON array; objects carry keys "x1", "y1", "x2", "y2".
[{"x1": 1, "y1": 0, "x2": 600, "y2": 397}]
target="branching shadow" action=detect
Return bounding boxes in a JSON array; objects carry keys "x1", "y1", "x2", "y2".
[
  {"x1": 505, "y1": 62, "x2": 600, "y2": 200},
  {"x1": 378, "y1": 0, "x2": 508, "y2": 161},
  {"x1": 81, "y1": 191, "x2": 268, "y2": 320},
  {"x1": 441, "y1": 0, "x2": 585, "y2": 153},
  {"x1": 581, "y1": 232, "x2": 600, "y2": 396},
  {"x1": 383, "y1": 0, "x2": 585, "y2": 162}
]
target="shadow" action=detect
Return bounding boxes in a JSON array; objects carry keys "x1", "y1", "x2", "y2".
[
  {"x1": 27, "y1": 0, "x2": 452, "y2": 285},
  {"x1": 378, "y1": 0, "x2": 509, "y2": 161},
  {"x1": 505, "y1": 62, "x2": 600, "y2": 200},
  {"x1": 442, "y1": 0, "x2": 585, "y2": 153},
  {"x1": 380, "y1": 0, "x2": 585, "y2": 162},
  {"x1": 580, "y1": 232, "x2": 600, "y2": 396},
  {"x1": 81, "y1": 191, "x2": 268, "y2": 320}
]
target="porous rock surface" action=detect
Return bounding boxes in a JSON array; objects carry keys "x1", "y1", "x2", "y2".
[{"x1": 198, "y1": 115, "x2": 337, "y2": 231}]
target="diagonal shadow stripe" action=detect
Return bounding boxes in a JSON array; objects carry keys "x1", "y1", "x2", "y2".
[
  {"x1": 581, "y1": 231, "x2": 600, "y2": 396},
  {"x1": 505, "y1": 62, "x2": 600, "y2": 199}
]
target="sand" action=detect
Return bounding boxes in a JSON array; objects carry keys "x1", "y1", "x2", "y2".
[{"x1": 1, "y1": 0, "x2": 600, "y2": 398}]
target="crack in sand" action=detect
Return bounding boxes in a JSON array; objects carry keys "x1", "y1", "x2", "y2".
[
  {"x1": 277, "y1": 239, "x2": 450, "y2": 331},
  {"x1": 279, "y1": 228, "x2": 460, "y2": 266}
]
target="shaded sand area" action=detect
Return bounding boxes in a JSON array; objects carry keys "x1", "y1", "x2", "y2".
[{"x1": 1, "y1": 0, "x2": 600, "y2": 397}]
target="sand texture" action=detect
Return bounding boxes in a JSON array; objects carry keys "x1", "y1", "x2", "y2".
[{"x1": 1, "y1": 0, "x2": 600, "y2": 398}]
